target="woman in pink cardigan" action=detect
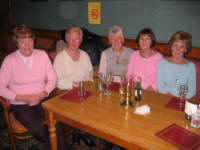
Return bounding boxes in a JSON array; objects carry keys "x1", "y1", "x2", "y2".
[
  {"x1": 127, "y1": 28, "x2": 163, "y2": 91},
  {"x1": 0, "y1": 25, "x2": 71, "y2": 150}
]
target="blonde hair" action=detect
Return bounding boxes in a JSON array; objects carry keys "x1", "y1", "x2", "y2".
[{"x1": 65, "y1": 26, "x2": 83, "y2": 41}]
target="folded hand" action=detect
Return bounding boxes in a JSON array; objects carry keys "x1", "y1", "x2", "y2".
[
  {"x1": 146, "y1": 85, "x2": 154, "y2": 91},
  {"x1": 28, "y1": 91, "x2": 47, "y2": 106},
  {"x1": 15, "y1": 91, "x2": 47, "y2": 106},
  {"x1": 72, "y1": 82, "x2": 79, "y2": 88}
]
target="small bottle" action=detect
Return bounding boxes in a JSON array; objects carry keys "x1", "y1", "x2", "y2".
[
  {"x1": 135, "y1": 77, "x2": 142, "y2": 101},
  {"x1": 191, "y1": 104, "x2": 200, "y2": 128}
]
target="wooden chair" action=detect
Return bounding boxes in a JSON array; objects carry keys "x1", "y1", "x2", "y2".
[{"x1": 0, "y1": 88, "x2": 61, "y2": 150}]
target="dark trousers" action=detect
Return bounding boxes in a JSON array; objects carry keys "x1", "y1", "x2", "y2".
[{"x1": 11, "y1": 101, "x2": 67, "y2": 150}]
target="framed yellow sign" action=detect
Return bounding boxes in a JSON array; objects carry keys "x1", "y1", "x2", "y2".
[{"x1": 88, "y1": 2, "x2": 101, "y2": 24}]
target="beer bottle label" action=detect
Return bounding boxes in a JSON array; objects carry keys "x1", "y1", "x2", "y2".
[{"x1": 135, "y1": 90, "x2": 141, "y2": 96}]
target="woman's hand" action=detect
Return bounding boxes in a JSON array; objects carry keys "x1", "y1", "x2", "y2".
[
  {"x1": 27, "y1": 95, "x2": 41, "y2": 106},
  {"x1": 146, "y1": 85, "x2": 154, "y2": 91},
  {"x1": 28, "y1": 91, "x2": 48, "y2": 106},
  {"x1": 166, "y1": 92, "x2": 174, "y2": 97},
  {"x1": 36, "y1": 91, "x2": 48, "y2": 101},
  {"x1": 72, "y1": 82, "x2": 79, "y2": 88},
  {"x1": 15, "y1": 94, "x2": 37, "y2": 105},
  {"x1": 15, "y1": 91, "x2": 47, "y2": 106}
]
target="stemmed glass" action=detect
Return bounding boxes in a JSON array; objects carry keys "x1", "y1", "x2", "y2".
[
  {"x1": 119, "y1": 74, "x2": 126, "y2": 96},
  {"x1": 103, "y1": 72, "x2": 113, "y2": 95},
  {"x1": 89, "y1": 71, "x2": 94, "y2": 83},
  {"x1": 97, "y1": 73, "x2": 103, "y2": 92},
  {"x1": 178, "y1": 84, "x2": 188, "y2": 107}
]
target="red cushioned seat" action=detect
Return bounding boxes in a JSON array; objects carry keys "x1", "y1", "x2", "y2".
[
  {"x1": 4, "y1": 33, "x2": 17, "y2": 54},
  {"x1": 35, "y1": 37, "x2": 55, "y2": 50},
  {"x1": 191, "y1": 59, "x2": 200, "y2": 101}
]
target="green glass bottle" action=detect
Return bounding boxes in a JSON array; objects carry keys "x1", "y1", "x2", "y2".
[{"x1": 135, "y1": 77, "x2": 142, "y2": 101}]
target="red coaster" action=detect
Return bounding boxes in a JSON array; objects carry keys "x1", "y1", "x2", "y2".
[
  {"x1": 165, "y1": 98, "x2": 185, "y2": 112},
  {"x1": 103, "y1": 82, "x2": 120, "y2": 92},
  {"x1": 155, "y1": 124, "x2": 200, "y2": 150},
  {"x1": 60, "y1": 89, "x2": 92, "y2": 103}
]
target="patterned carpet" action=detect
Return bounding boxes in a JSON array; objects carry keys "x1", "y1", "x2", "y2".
[{"x1": 0, "y1": 106, "x2": 125, "y2": 150}]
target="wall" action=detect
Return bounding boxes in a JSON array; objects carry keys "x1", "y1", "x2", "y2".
[{"x1": 11, "y1": 0, "x2": 200, "y2": 47}]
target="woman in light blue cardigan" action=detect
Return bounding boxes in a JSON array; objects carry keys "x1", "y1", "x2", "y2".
[{"x1": 157, "y1": 31, "x2": 196, "y2": 99}]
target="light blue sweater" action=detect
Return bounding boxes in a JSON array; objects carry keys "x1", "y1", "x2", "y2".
[{"x1": 157, "y1": 59, "x2": 196, "y2": 99}]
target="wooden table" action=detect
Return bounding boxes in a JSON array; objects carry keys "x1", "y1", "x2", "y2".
[{"x1": 42, "y1": 81, "x2": 200, "y2": 150}]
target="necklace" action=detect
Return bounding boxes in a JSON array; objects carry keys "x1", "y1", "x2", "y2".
[
  {"x1": 140, "y1": 49, "x2": 154, "y2": 58},
  {"x1": 113, "y1": 48, "x2": 124, "y2": 65},
  {"x1": 116, "y1": 55, "x2": 120, "y2": 65},
  {"x1": 169, "y1": 57, "x2": 187, "y2": 65}
]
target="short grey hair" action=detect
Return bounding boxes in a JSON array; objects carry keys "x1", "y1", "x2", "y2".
[{"x1": 108, "y1": 25, "x2": 124, "y2": 43}]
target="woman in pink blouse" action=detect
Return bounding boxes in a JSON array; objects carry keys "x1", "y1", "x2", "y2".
[
  {"x1": 0, "y1": 25, "x2": 71, "y2": 150},
  {"x1": 127, "y1": 28, "x2": 163, "y2": 91}
]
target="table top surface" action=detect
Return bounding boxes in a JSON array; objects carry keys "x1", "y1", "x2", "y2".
[{"x1": 42, "y1": 81, "x2": 200, "y2": 150}]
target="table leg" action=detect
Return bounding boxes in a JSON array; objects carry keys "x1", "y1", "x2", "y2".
[{"x1": 44, "y1": 109, "x2": 58, "y2": 150}]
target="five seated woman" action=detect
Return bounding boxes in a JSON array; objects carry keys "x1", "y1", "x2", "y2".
[{"x1": 0, "y1": 24, "x2": 197, "y2": 150}]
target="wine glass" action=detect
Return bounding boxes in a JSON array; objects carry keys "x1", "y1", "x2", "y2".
[
  {"x1": 103, "y1": 72, "x2": 113, "y2": 95},
  {"x1": 97, "y1": 73, "x2": 103, "y2": 92},
  {"x1": 89, "y1": 71, "x2": 94, "y2": 83},
  {"x1": 119, "y1": 74, "x2": 126, "y2": 96},
  {"x1": 178, "y1": 84, "x2": 188, "y2": 107}
]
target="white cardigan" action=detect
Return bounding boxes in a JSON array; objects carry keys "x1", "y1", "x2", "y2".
[{"x1": 53, "y1": 49, "x2": 93, "y2": 90}]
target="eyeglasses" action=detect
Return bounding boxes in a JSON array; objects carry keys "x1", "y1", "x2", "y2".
[
  {"x1": 67, "y1": 38, "x2": 80, "y2": 42},
  {"x1": 17, "y1": 39, "x2": 33, "y2": 44},
  {"x1": 111, "y1": 38, "x2": 122, "y2": 42}
]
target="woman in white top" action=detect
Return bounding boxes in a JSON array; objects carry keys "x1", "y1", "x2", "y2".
[
  {"x1": 53, "y1": 27, "x2": 95, "y2": 147},
  {"x1": 53, "y1": 27, "x2": 93, "y2": 90}
]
